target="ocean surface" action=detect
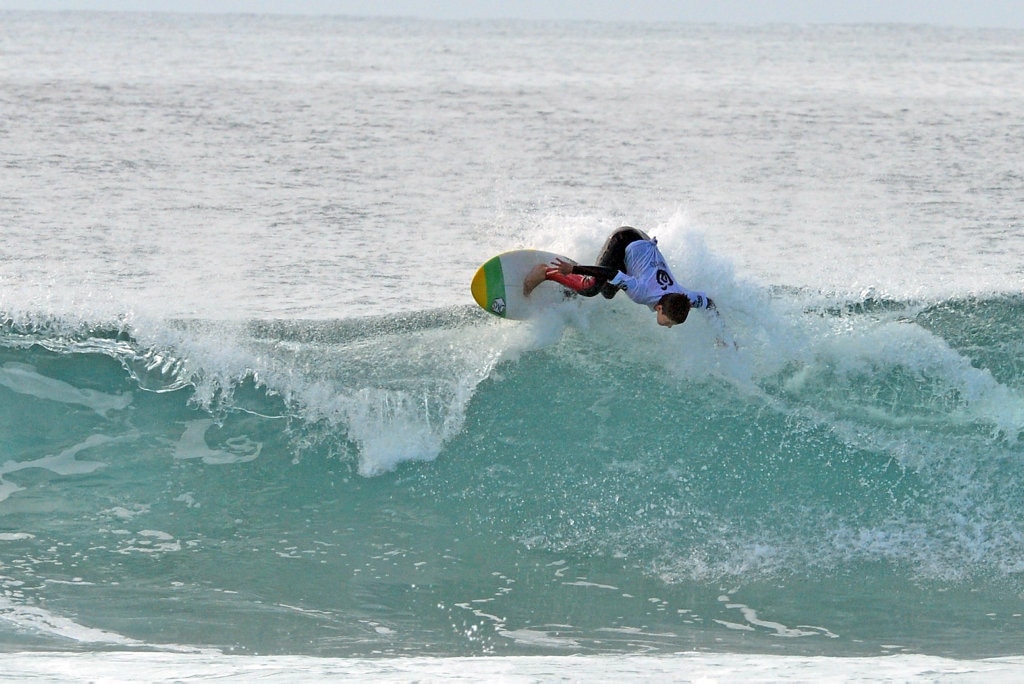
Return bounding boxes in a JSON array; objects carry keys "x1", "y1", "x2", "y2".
[{"x1": 2, "y1": 10, "x2": 1024, "y2": 681}]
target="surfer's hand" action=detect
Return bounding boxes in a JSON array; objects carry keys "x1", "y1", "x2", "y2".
[{"x1": 553, "y1": 258, "x2": 575, "y2": 275}]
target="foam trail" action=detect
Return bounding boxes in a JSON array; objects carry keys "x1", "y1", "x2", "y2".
[
  {"x1": 0, "y1": 597, "x2": 142, "y2": 646},
  {"x1": 0, "y1": 362, "x2": 132, "y2": 416},
  {"x1": 0, "y1": 435, "x2": 112, "y2": 503}
]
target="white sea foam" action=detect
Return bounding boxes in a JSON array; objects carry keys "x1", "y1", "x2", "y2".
[{"x1": 0, "y1": 652, "x2": 1021, "y2": 682}]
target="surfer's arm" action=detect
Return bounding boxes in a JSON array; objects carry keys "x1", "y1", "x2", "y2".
[
  {"x1": 703, "y1": 300, "x2": 739, "y2": 349},
  {"x1": 682, "y1": 290, "x2": 733, "y2": 345},
  {"x1": 686, "y1": 292, "x2": 713, "y2": 310}
]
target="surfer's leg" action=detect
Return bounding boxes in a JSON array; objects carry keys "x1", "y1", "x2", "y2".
[
  {"x1": 594, "y1": 227, "x2": 649, "y2": 299},
  {"x1": 574, "y1": 276, "x2": 606, "y2": 298},
  {"x1": 569, "y1": 227, "x2": 650, "y2": 298},
  {"x1": 544, "y1": 269, "x2": 595, "y2": 293},
  {"x1": 524, "y1": 263, "x2": 596, "y2": 296}
]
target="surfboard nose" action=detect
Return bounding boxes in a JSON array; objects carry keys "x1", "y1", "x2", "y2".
[{"x1": 471, "y1": 257, "x2": 505, "y2": 316}]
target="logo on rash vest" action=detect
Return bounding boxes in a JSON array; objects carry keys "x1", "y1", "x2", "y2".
[
  {"x1": 655, "y1": 269, "x2": 674, "y2": 290},
  {"x1": 490, "y1": 297, "x2": 506, "y2": 315}
]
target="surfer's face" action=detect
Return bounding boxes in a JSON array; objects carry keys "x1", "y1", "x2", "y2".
[{"x1": 655, "y1": 305, "x2": 680, "y2": 328}]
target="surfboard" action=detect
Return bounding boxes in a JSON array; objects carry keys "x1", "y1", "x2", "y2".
[{"x1": 471, "y1": 249, "x2": 573, "y2": 319}]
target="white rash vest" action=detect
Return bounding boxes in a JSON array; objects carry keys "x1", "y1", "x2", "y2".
[{"x1": 607, "y1": 239, "x2": 710, "y2": 310}]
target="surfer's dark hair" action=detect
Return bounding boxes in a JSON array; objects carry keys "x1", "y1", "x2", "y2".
[{"x1": 659, "y1": 293, "x2": 691, "y2": 325}]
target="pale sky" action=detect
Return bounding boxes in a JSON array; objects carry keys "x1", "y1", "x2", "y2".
[{"x1": 1, "y1": 0, "x2": 1023, "y2": 29}]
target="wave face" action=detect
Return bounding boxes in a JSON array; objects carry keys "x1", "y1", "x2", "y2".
[{"x1": 1, "y1": 290, "x2": 1022, "y2": 657}]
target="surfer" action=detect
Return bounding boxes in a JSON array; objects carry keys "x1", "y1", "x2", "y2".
[{"x1": 522, "y1": 227, "x2": 715, "y2": 328}]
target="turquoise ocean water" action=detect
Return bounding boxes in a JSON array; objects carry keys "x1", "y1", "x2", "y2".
[{"x1": 2, "y1": 11, "x2": 1024, "y2": 680}]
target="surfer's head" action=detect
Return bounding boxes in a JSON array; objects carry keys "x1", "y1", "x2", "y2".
[{"x1": 655, "y1": 293, "x2": 690, "y2": 328}]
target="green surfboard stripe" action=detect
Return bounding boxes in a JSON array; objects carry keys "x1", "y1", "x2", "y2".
[{"x1": 484, "y1": 257, "x2": 506, "y2": 316}]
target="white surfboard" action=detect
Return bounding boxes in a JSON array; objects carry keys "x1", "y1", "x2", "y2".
[{"x1": 470, "y1": 249, "x2": 574, "y2": 320}]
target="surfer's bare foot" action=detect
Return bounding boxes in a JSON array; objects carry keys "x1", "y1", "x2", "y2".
[{"x1": 523, "y1": 264, "x2": 549, "y2": 297}]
